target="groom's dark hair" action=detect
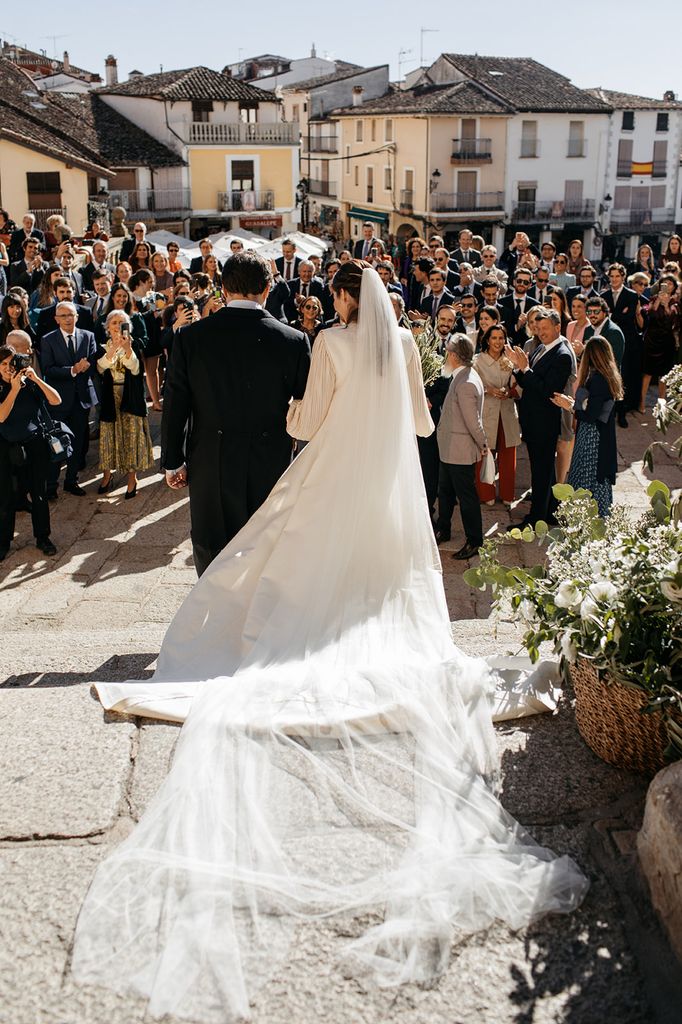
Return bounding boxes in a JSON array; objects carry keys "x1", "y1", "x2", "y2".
[{"x1": 222, "y1": 251, "x2": 272, "y2": 295}]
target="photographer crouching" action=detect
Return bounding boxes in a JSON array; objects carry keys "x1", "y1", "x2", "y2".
[{"x1": 0, "y1": 341, "x2": 63, "y2": 560}]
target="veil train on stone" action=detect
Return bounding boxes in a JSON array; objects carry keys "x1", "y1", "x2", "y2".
[{"x1": 72, "y1": 268, "x2": 587, "y2": 1022}]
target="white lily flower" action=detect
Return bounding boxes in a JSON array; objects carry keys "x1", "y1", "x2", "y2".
[
  {"x1": 555, "y1": 581, "x2": 582, "y2": 609},
  {"x1": 580, "y1": 595, "x2": 600, "y2": 621},
  {"x1": 588, "y1": 581, "x2": 619, "y2": 606},
  {"x1": 518, "y1": 599, "x2": 536, "y2": 623}
]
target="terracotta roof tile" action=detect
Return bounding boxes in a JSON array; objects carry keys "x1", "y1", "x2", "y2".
[{"x1": 100, "y1": 66, "x2": 276, "y2": 103}]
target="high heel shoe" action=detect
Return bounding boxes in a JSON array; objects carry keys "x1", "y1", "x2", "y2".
[
  {"x1": 124, "y1": 485, "x2": 137, "y2": 500},
  {"x1": 98, "y1": 477, "x2": 114, "y2": 494}
]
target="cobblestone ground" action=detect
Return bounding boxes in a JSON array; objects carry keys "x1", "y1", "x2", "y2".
[{"x1": 1, "y1": 404, "x2": 681, "y2": 1024}]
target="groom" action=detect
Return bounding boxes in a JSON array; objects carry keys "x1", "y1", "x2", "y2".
[{"x1": 162, "y1": 251, "x2": 311, "y2": 576}]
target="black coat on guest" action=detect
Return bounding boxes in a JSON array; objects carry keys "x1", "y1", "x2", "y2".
[
  {"x1": 574, "y1": 371, "x2": 618, "y2": 485},
  {"x1": 498, "y1": 293, "x2": 540, "y2": 346},
  {"x1": 9, "y1": 259, "x2": 45, "y2": 293},
  {"x1": 119, "y1": 238, "x2": 156, "y2": 263},
  {"x1": 283, "y1": 276, "x2": 325, "y2": 322},
  {"x1": 264, "y1": 278, "x2": 292, "y2": 322},
  {"x1": 98, "y1": 339, "x2": 149, "y2": 422},
  {"x1": 8, "y1": 227, "x2": 45, "y2": 262},
  {"x1": 161, "y1": 306, "x2": 311, "y2": 572},
  {"x1": 450, "y1": 246, "x2": 482, "y2": 268},
  {"x1": 35, "y1": 302, "x2": 94, "y2": 342}
]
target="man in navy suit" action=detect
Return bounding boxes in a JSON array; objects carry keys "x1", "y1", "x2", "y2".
[
  {"x1": 275, "y1": 239, "x2": 302, "y2": 283},
  {"x1": 39, "y1": 302, "x2": 98, "y2": 497},
  {"x1": 451, "y1": 263, "x2": 483, "y2": 304},
  {"x1": 433, "y1": 248, "x2": 460, "y2": 291},
  {"x1": 353, "y1": 222, "x2": 379, "y2": 260},
  {"x1": 35, "y1": 279, "x2": 94, "y2": 344},
  {"x1": 189, "y1": 238, "x2": 224, "y2": 275},
  {"x1": 498, "y1": 269, "x2": 540, "y2": 346},
  {"x1": 283, "y1": 260, "x2": 324, "y2": 321},
  {"x1": 58, "y1": 248, "x2": 85, "y2": 301},
  {"x1": 80, "y1": 241, "x2": 117, "y2": 293},
  {"x1": 419, "y1": 269, "x2": 456, "y2": 322},
  {"x1": 9, "y1": 236, "x2": 46, "y2": 292},
  {"x1": 506, "y1": 309, "x2": 572, "y2": 527},
  {"x1": 8, "y1": 213, "x2": 45, "y2": 262},
  {"x1": 566, "y1": 265, "x2": 599, "y2": 307},
  {"x1": 450, "y1": 228, "x2": 482, "y2": 268}
]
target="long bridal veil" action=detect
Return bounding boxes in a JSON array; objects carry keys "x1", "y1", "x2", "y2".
[{"x1": 72, "y1": 269, "x2": 587, "y2": 1022}]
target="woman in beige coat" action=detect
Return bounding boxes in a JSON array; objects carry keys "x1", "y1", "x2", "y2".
[{"x1": 473, "y1": 324, "x2": 521, "y2": 506}]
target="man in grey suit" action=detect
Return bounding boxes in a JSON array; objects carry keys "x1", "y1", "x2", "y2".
[{"x1": 435, "y1": 334, "x2": 488, "y2": 560}]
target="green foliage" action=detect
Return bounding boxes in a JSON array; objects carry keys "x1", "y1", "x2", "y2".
[{"x1": 466, "y1": 485, "x2": 682, "y2": 762}]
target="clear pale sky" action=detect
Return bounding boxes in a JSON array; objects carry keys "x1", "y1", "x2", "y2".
[{"x1": 1, "y1": 1, "x2": 680, "y2": 101}]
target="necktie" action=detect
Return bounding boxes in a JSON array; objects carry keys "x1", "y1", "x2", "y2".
[
  {"x1": 530, "y1": 344, "x2": 544, "y2": 366},
  {"x1": 515, "y1": 300, "x2": 522, "y2": 317},
  {"x1": 67, "y1": 334, "x2": 76, "y2": 359},
  {"x1": 302, "y1": 283, "x2": 308, "y2": 298},
  {"x1": 285, "y1": 262, "x2": 292, "y2": 281},
  {"x1": 537, "y1": 290, "x2": 544, "y2": 304},
  {"x1": 363, "y1": 240, "x2": 370, "y2": 258}
]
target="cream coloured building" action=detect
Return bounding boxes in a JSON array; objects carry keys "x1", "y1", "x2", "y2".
[
  {"x1": 333, "y1": 79, "x2": 511, "y2": 250},
  {"x1": 99, "y1": 67, "x2": 299, "y2": 237}
]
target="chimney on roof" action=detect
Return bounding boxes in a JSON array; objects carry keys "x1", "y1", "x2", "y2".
[
  {"x1": 352, "y1": 85, "x2": 364, "y2": 107},
  {"x1": 62, "y1": 50, "x2": 70, "y2": 73},
  {"x1": 128, "y1": 69, "x2": 143, "y2": 79},
  {"x1": 663, "y1": 89, "x2": 676, "y2": 102},
  {"x1": 105, "y1": 54, "x2": 118, "y2": 87},
  {"x1": 311, "y1": 42, "x2": 317, "y2": 58}
]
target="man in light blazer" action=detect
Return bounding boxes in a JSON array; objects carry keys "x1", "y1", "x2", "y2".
[
  {"x1": 39, "y1": 302, "x2": 99, "y2": 497},
  {"x1": 435, "y1": 334, "x2": 488, "y2": 560}
]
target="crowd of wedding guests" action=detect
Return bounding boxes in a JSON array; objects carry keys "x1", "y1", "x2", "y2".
[{"x1": 0, "y1": 208, "x2": 680, "y2": 563}]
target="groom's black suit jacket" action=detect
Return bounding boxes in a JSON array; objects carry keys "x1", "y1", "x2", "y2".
[{"x1": 161, "y1": 306, "x2": 311, "y2": 565}]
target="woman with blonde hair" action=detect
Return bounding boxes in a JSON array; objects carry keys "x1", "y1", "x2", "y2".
[
  {"x1": 97, "y1": 310, "x2": 154, "y2": 498},
  {"x1": 551, "y1": 337, "x2": 623, "y2": 516}
]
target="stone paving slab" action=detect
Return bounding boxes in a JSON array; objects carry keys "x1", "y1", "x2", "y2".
[{"x1": 0, "y1": 401, "x2": 681, "y2": 1023}]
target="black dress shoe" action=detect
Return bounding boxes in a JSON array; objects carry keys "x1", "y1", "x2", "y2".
[
  {"x1": 617, "y1": 414, "x2": 628, "y2": 428},
  {"x1": 434, "y1": 529, "x2": 451, "y2": 545},
  {"x1": 452, "y1": 541, "x2": 480, "y2": 561},
  {"x1": 14, "y1": 499, "x2": 32, "y2": 513},
  {"x1": 508, "y1": 517, "x2": 534, "y2": 532},
  {"x1": 64, "y1": 483, "x2": 87, "y2": 496},
  {"x1": 98, "y1": 477, "x2": 115, "y2": 495},
  {"x1": 46, "y1": 490, "x2": 58, "y2": 502},
  {"x1": 36, "y1": 538, "x2": 57, "y2": 556},
  {"x1": 124, "y1": 484, "x2": 137, "y2": 500}
]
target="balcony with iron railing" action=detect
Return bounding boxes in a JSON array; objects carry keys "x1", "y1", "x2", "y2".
[
  {"x1": 100, "y1": 189, "x2": 192, "y2": 218},
  {"x1": 610, "y1": 207, "x2": 675, "y2": 232},
  {"x1": 217, "y1": 189, "x2": 275, "y2": 212},
  {"x1": 306, "y1": 136, "x2": 338, "y2": 153},
  {"x1": 28, "y1": 207, "x2": 67, "y2": 231},
  {"x1": 431, "y1": 191, "x2": 504, "y2": 214},
  {"x1": 307, "y1": 179, "x2": 337, "y2": 198},
  {"x1": 399, "y1": 189, "x2": 414, "y2": 211},
  {"x1": 188, "y1": 122, "x2": 298, "y2": 145},
  {"x1": 450, "y1": 138, "x2": 492, "y2": 164},
  {"x1": 512, "y1": 199, "x2": 596, "y2": 222}
]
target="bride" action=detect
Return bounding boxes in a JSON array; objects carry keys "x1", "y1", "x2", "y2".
[{"x1": 72, "y1": 261, "x2": 587, "y2": 1022}]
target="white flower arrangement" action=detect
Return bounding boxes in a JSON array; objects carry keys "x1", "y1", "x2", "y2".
[{"x1": 465, "y1": 483, "x2": 682, "y2": 761}]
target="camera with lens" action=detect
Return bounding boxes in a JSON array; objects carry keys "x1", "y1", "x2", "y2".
[{"x1": 10, "y1": 352, "x2": 31, "y2": 375}]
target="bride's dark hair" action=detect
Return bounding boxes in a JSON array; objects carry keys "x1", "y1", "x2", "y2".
[{"x1": 331, "y1": 259, "x2": 370, "y2": 322}]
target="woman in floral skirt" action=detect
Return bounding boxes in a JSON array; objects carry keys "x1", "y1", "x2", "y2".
[
  {"x1": 97, "y1": 310, "x2": 154, "y2": 499},
  {"x1": 551, "y1": 337, "x2": 623, "y2": 517}
]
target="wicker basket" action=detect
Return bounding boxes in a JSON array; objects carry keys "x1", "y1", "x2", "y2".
[{"x1": 570, "y1": 658, "x2": 672, "y2": 775}]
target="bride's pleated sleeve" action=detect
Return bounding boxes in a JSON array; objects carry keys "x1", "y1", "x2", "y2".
[
  {"x1": 406, "y1": 339, "x2": 435, "y2": 437},
  {"x1": 287, "y1": 331, "x2": 336, "y2": 440}
]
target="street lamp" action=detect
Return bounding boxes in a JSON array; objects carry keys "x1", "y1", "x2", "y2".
[{"x1": 429, "y1": 169, "x2": 441, "y2": 194}]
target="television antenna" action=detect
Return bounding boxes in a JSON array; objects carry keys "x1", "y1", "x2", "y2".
[
  {"x1": 420, "y1": 27, "x2": 438, "y2": 65},
  {"x1": 41, "y1": 33, "x2": 69, "y2": 57}
]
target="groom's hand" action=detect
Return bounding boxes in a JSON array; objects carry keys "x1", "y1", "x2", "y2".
[{"x1": 165, "y1": 466, "x2": 188, "y2": 489}]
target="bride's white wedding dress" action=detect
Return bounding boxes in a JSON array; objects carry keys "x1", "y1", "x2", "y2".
[{"x1": 72, "y1": 270, "x2": 587, "y2": 1022}]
